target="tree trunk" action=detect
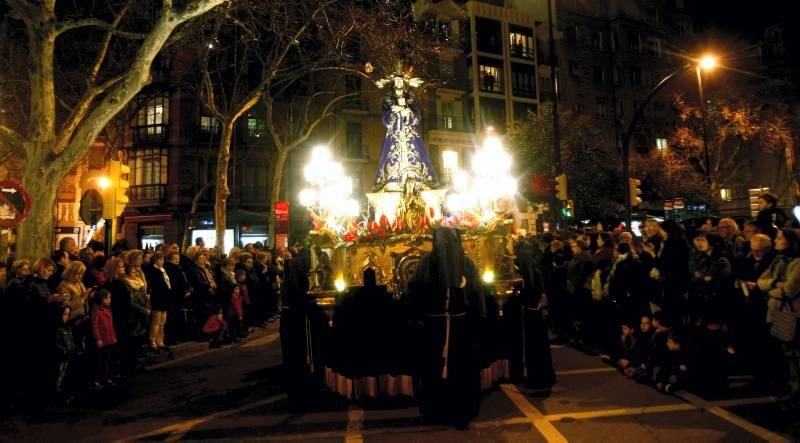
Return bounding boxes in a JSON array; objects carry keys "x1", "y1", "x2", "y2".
[
  {"x1": 268, "y1": 148, "x2": 289, "y2": 248},
  {"x1": 16, "y1": 173, "x2": 60, "y2": 260},
  {"x1": 214, "y1": 122, "x2": 234, "y2": 252},
  {"x1": 181, "y1": 181, "x2": 212, "y2": 252}
]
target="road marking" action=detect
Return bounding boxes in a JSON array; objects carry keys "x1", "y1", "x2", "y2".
[
  {"x1": 500, "y1": 383, "x2": 568, "y2": 443},
  {"x1": 345, "y1": 406, "x2": 365, "y2": 443},
  {"x1": 241, "y1": 332, "x2": 280, "y2": 349},
  {"x1": 119, "y1": 393, "x2": 287, "y2": 442},
  {"x1": 676, "y1": 391, "x2": 789, "y2": 442},
  {"x1": 544, "y1": 403, "x2": 696, "y2": 421},
  {"x1": 710, "y1": 396, "x2": 777, "y2": 408},
  {"x1": 555, "y1": 367, "x2": 616, "y2": 376}
]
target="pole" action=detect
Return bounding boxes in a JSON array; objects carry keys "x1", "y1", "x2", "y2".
[
  {"x1": 104, "y1": 218, "x2": 113, "y2": 257},
  {"x1": 696, "y1": 67, "x2": 712, "y2": 186},
  {"x1": 547, "y1": 0, "x2": 562, "y2": 228},
  {"x1": 622, "y1": 63, "x2": 694, "y2": 229}
]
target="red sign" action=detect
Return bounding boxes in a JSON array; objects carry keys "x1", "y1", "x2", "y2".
[
  {"x1": 674, "y1": 198, "x2": 685, "y2": 210},
  {"x1": 274, "y1": 201, "x2": 289, "y2": 241},
  {"x1": 664, "y1": 200, "x2": 674, "y2": 210},
  {"x1": 0, "y1": 180, "x2": 31, "y2": 228}
]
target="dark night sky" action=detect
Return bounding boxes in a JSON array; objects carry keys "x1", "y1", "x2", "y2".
[{"x1": 691, "y1": 0, "x2": 786, "y2": 37}]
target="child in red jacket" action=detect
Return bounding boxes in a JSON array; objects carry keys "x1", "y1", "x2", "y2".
[
  {"x1": 91, "y1": 289, "x2": 118, "y2": 387},
  {"x1": 203, "y1": 305, "x2": 229, "y2": 347}
]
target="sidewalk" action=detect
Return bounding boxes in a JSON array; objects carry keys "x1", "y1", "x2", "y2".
[{"x1": 140, "y1": 321, "x2": 280, "y2": 370}]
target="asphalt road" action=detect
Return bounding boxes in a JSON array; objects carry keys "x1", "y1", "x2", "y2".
[{"x1": 1, "y1": 323, "x2": 798, "y2": 442}]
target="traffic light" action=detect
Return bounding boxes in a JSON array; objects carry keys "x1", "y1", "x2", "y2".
[
  {"x1": 629, "y1": 178, "x2": 642, "y2": 207},
  {"x1": 555, "y1": 174, "x2": 568, "y2": 201},
  {"x1": 562, "y1": 199, "x2": 574, "y2": 218},
  {"x1": 102, "y1": 160, "x2": 130, "y2": 219}
]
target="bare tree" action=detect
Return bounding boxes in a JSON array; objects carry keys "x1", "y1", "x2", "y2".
[{"x1": 0, "y1": 0, "x2": 226, "y2": 259}]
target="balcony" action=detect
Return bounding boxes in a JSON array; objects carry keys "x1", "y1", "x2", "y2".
[
  {"x1": 133, "y1": 124, "x2": 168, "y2": 145},
  {"x1": 512, "y1": 86, "x2": 537, "y2": 99},
  {"x1": 130, "y1": 184, "x2": 166, "y2": 202}
]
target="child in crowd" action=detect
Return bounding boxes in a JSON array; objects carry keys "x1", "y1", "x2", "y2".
[
  {"x1": 614, "y1": 319, "x2": 638, "y2": 373},
  {"x1": 227, "y1": 285, "x2": 246, "y2": 341},
  {"x1": 656, "y1": 331, "x2": 689, "y2": 393},
  {"x1": 55, "y1": 305, "x2": 75, "y2": 399},
  {"x1": 203, "y1": 305, "x2": 229, "y2": 347},
  {"x1": 234, "y1": 269, "x2": 253, "y2": 333},
  {"x1": 91, "y1": 289, "x2": 118, "y2": 387},
  {"x1": 634, "y1": 311, "x2": 672, "y2": 384},
  {"x1": 626, "y1": 315, "x2": 654, "y2": 377}
]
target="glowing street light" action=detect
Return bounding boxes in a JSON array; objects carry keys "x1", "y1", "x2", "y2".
[
  {"x1": 699, "y1": 54, "x2": 717, "y2": 71},
  {"x1": 97, "y1": 176, "x2": 112, "y2": 190}
]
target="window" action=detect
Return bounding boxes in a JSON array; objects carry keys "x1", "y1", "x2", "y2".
[
  {"x1": 630, "y1": 67, "x2": 642, "y2": 85},
  {"x1": 647, "y1": 37, "x2": 662, "y2": 56},
  {"x1": 479, "y1": 64, "x2": 503, "y2": 93},
  {"x1": 509, "y1": 25, "x2": 535, "y2": 59},
  {"x1": 614, "y1": 65, "x2": 622, "y2": 85},
  {"x1": 720, "y1": 188, "x2": 733, "y2": 202},
  {"x1": 247, "y1": 116, "x2": 264, "y2": 138},
  {"x1": 243, "y1": 165, "x2": 266, "y2": 197},
  {"x1": 513, "y1": 102, "x2": 537, "y2": 122},
  {"x1": 595, "y1": 97, "x2": 608, "y2": 117},
  {"x1": 130, "y1": 148, "x2": 167, "y2": 200},
  {"x1": 476, "y1": 17, "x2": 502, "y2": 54},
  {"x1": 136, "y1": 95, "x2": 169, "y2": 131},
  {"x1": 441, "y1": 101, "x2": 455, "y2": 129},
  {"x1": 618, "y1": 99, "x2": 625, "y2": 119},
  {"x1": 627, "y1": 31, "x2": 641, "y2": 52},
  {"x1": 656, "y1": 138, "x2": 668, "y2": 151},
  {"x1": 591, "y1": 31, "x2": 603, "y2": 50},
  {"x1": 611, "y1": 31, "x2": 619, "y2": 52},
  {"x1": 676, "y1": 24, "x2": 686, "y2": 39},
  {"x1": 565, "y1": 25, "x2": 578, "y2": 45},
  {"x1": 200, "y1": 115, "x2": 219, "y2": 133},
  {"x1": 592, "y1": 66, "x2": 606, "y2": 84},
  {"x1": 512, "y1": 64, "x2": 536, "y2": 98},
  {"x1": 479, "y1": 98, "x2": 506, "y2": 131},
  {"x1": 769, "y1": 27, "x2": 785, "y2": 57},
  {"x1": 569, "y1": 62, "x2": 581, "y2": 78},
  {"x1": 346, "y1": 122, "x2": 363, "y2": 158}
]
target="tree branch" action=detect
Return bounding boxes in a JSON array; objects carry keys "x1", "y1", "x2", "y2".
[
  {"x1": 54, "y1": 18, "x2": 147, "y2": 39},
  {"x1": 0, "y1": 125, "x2": 26, "y2": 160}
]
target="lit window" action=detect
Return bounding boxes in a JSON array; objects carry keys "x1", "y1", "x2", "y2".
[
  {"x1": 749, "y1": 187, "x2": 770, "y2": 217},
  {"x1": 247, "y1": 116, "x2": 264, "y2": 137},
  {"x1": 720, "y1": 188, "x2": 733, "y2": 202},
  {"x1": 200, "y1": 115, "x2": 219, "y2": 133},
  {"x1": 655, "y1": 138, "x2": 667, "y2": 151},
  {"x1": 136, "y1": 95, "x2": 169, "y2": 135},
  {"x1": 479, "y1": 65, "x2": 502, "y2": 93}
]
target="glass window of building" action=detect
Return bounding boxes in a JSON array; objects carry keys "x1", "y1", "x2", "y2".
[
  {"x1": 627, "y1": 31, "x2": 641, "y2": 52},
  {"x1": 479, "y1": 98, "x2": 506, "y2": 131},
  {"x1": 476, "y1": 17, "x2": 502, "y2": 54},
  {"x1": 247, "y1": 116, "x2": 264, "y2": 137},
  {"x1": 565, "y1": 25, "x2": 578, "y2": 45},
  {"x1": 591, "y1": 31, "x2": 604, "y2": 50},
  {"x1": 614, "y1": 65, "x2": 622, "y2": 85},
  {"x1": 478, "y1": 61, "x2": 503, "y2": 93},
  {"x1": 655, "y1": 138, "x2": 668, "y2": 151},
  {"x1": 749, "y1": 187, "x2": 769, "y2": 216},
  {"x1": 592, "y1": 66, "x2": 606, "y2": 84},
  {"x1": 513, "y1": 102, "x2": 537, "y2": 123},
  {"x1": 130, "y1": 147, "x2": 167, "y2": 200},
  {"x1": 511, "y1": 63, "x2": 536, "y2": 98},
  {"x1": 573, "y1": 95, "x2": 585, "y2": 113},
  {"x1": 345, "y1": 122, "x2": 363, "y2": 158},
  {"x1": 200, "y1": 115, "x2": 219, "y2": 133},
  {"x1": 508, "y1": 25, "x2": 534, "y2": 59},
  {"x1": 569, "y1": 62, "x2": 581, "y2": 78},
  {"x1": 595, "y1": 97, "x2": 608, "y2": 117},
  {"x1": 648, "y1": 37, "x2": 662, "y2": 56},
  {"x1": 720, "y1": 188, "x2": 733, "y2": 202},
  {"x1": 611, "y1": 31, "x2": 619, "y2": 52},
  {"x1": 441, "y1": 101, "x2": 455, "y2": 129},
  {"x1": 136, "y1": 95, "x2": 169, "y2": 133}
]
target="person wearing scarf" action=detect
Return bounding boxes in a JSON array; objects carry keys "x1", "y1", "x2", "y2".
[{"x1": 408, "y1": 227, "x2": 485, "y2": 428}]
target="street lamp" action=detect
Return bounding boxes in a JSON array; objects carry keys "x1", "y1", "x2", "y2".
[{"x1": 621, "y1": 54, "x2": 717, "y2": 228}]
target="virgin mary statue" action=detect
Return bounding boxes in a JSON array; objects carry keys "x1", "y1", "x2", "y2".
[{"x1": 373, "y1": 69, "x2": 438, "y2": 192}]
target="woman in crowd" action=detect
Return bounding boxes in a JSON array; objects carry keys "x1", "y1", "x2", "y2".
[
  {"x1": 123, "y1": 250, "x2": 151, "y2": 352},
  {"x1": 104, "y1": 257, "x2": 136, "y2": 375},
  {"x1": 188, "y1": 250, "x2": 216, "y2": 328},
  {"x1": 758, "y1": 228, "x2": 800, "y2": 402},
  {"x1": 145, "y1": 252, "x2": 172, "y2": 352}
]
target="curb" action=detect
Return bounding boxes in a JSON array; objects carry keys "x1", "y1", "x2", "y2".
[{"x1": 142, "y1": 321, "x2": 280, "y2": 370}]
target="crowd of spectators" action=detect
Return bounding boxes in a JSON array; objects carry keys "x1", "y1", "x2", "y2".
[
  {"x1": 1, "y1": 235, "x2": 295, "y2": 405},
  {"x1": 521, "y1": 193, "x2": 800, "y2": 402}
]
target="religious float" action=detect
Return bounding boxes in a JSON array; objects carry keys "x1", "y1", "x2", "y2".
[{"x1": 298, "y1": 65, "x2": 523, "y2": 399}]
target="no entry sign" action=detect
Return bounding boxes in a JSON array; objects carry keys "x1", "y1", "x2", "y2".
[{"x1": 0, "y1": 180, "x2": 31, "y2": 228}]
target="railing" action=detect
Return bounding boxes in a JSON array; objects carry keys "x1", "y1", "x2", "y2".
[
  {"x1": 512, "y1": 86, "x2": 537, "y2": 99},
  {"x1": 479, "y1": 80, "x2": 504, "y2": 94},
  {"x1": 132, "y1": 124, "x2": 168, "y2": 145},
  {"x1": 510, "y1": 46, "x2": 535, "y2": 59},
  {"x1": 129, "y1": 184, "x2": 166, "y2": 201}
]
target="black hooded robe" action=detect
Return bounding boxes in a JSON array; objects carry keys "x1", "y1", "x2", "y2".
[{"x1": 408, "y1": 228, "x2": 486, "y2": 427}]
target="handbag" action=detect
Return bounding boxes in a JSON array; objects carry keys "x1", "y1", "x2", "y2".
[{"x1": 770, "y1": 298, "x2": 797, "y2": 343}]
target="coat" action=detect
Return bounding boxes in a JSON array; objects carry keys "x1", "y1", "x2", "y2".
[
  {"x1": 91, "y1": 304, "x2": 117, "y2": 347},
  {"x1": 55, "y1": 325, "x2": 75, "y2": 360},
  {"x1": 758, "y1": 255, "x2": 800, "y2": 322},
  {"x1": 124, "y1": 276, "x2": 151, "y2": 337},
  {"x1": 202, "y1": 315, "x2": 227, "y2": 335},
  {"x1": 57, "y1": 280, "x2": 89, "y2": 320},
  {"x1": 145, "y1": 264, "x2": 172, "y2": 311}
]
